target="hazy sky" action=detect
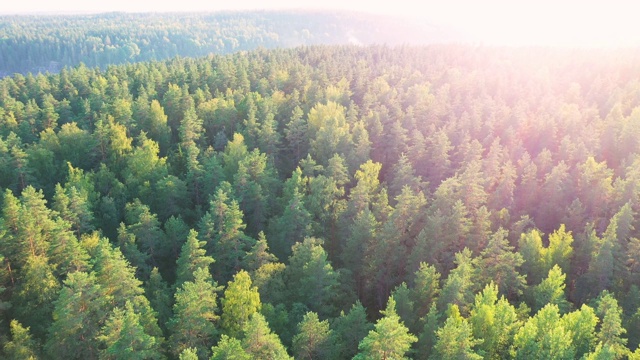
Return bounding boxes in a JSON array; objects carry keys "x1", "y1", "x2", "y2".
[{"x1": 2, "y1": 0, "x2": 638, "y2": 47}]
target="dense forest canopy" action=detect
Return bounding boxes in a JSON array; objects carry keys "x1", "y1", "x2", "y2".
[
  {"x1": 0, "y1": 11, "x2": 452, "y2": 77},
  {"x1": 2, "y1": 42, "x2": 640, "y2": 359}
]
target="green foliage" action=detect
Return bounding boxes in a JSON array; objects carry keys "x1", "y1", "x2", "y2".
[
  {"x1": 562, "y1": 304, "x2": 599, "y2": 358},
  {"x1": 438, "y1": 248, "x2": 478, "y2": 315},
  {"x1": 175, "y1": 229, "x2": 214, "y2": 289},
  {"x1": 210, "y1": 335, "x2": 251, "y2": 360},
  {"x1": 469, "y1": 283, "x2": 520, "y2": 359},
  {"x1": 511, "y1": 304, "x2": 575, "y2": 360},
  {"x1": 432, "y1": 304, "x2": 483, "y2": 360},
  {"x1": 354, "y1": 297, "x2": 417, "y2": 360},
  {"x1": 2, "y1": 37, "x2": 640, "y2": 359},
  {"x1": 97, "y1": 301, "x2": 163, "y2": 360},
  {"x1": 3, "y1": 320, "x2": 40, "y2": 360},
  {"x1": 241, "y1": 313, "x2": 292, "y2": 360},
  {"x1": 479, "y1": 228, "x2": 526, "y2": 299},
  {"x1": 168, "y1": 267, "x2": 220, "y2": 358},
  {"x1": 292, "y1": 312, "x2": 332, "y2": 360},
  {"x1": 532, "y1": 265, "x2": 571, "y2": 314},
  {"x1": 329, "y1": 301, "x2": 373, "y2": 360},
  {"x1": 220, "y1": 270, "x2": 261, "y2": 338},
  {"x1": 45, "y1": 271, "x2": 108, "y2": 359},
  {"x1": 199, "y1": 184, "x2": 254, "y2": 281},
  {"x1": 285, "y1": 237, "x2": 339, "y2": 317},
  {"x1": 596, "y1": 291, "x2": 628, "y2": 359}
]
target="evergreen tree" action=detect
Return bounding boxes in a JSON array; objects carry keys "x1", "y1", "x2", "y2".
[
  {"x1": 168, "y1": 267, "x2": 220, "y2": 358},
  {"x1": 45, "y1": 272, "x2": 108, "y2": 359},
  {"x1": 417, "y1": 304, "x2": 441, "y2": 358},
  {"x1": 329, "y1": 301, "x2": 373, "y2": 360},
  {"x1": 3, "y1": 320, "x2": 40, "y2": 360},
  {"x1": 532, "y1": 265, "x2": 571, "y2": 313},
  {"x1": 438, "y1": 248, "x2": 478, "y2": 315},
  {"x1": 97, "y1": 301, "x2": 163, "y2": 360},
  {"x1": 175, "y1": 229, "x2": 214, "y2": 289},
  {"x1": 241, "y1": 313, "x2": 292, "y2": 360},
  {"x1": 479, "y1": 228, "x2": 526, "y2": 299},
  {"x1": 353, "y1": 297, "x2": 417, "y2": 360},
  {"x1": 511, "y1": 304, "x2": 575, "y2": 360},
  {"x1": 210, "y1": 335, "x2": 251, "y2": 360},
  {"x1": 145, "y1": 267, "x2": 172, "y2": 334},
  {"x1": 221, "y1": 270, "x2": 262, "y2": 338},
  {"x1": 596, "y1": 291, "x2": 628, "y2": 359},
  {"x1": 292, "y1": 312, "x2": 332, "y2": 360},
  {"x1": 410, "y1": 262, "x2": 441, "y2": 320},
  {"x1": 285, "y1": 237, "x2": 339, "y2": 317},
  {"x1": 562, "y1": 304, "x2": 599, "y2": 358},
  {"x1": 432, "y1": 304, "x2": 483, "y2": 360},
  {"x1": 469, "y1": 283, "x2": 520, "y2": 359},
  {"x1": 12, "y1": 254, "x2": 59, "y2": 338},
  {"x1": 199, "y1": 185, "x2": 253, "y2": 282}
]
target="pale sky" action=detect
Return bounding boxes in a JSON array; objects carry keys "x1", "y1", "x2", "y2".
[{"x1": 1, "y1": 0, "x2": 638, "y2": 47}]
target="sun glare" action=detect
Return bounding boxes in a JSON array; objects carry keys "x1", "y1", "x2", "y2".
[{"x1": 2, "y1": 0, "x2": 638, "y2": 47}]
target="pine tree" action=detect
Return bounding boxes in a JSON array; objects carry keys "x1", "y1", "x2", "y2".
[
  {"x1": 417, "y1": 304, "x2": 441, "y2": 358},
  {"x1": 469, "y1": 283, "x2": 520, "y2": 359},
  {"x1": 97, "y1": 301, "x2": 163, "y2": 360},
  {"x1": 512, "y1": 304, "x2": 575, "y2": 360},
  {"x1": 199, "y1": 186, "x2": 253, "y2": 282},
  {"x1": 210, "y1": 335, "x2": 251, "y2": 360},
  {"x1": 596, "y1": 291, "x2": 628, "y2": 359},
  {"x1": 175, "y1": 229, "x2": 214, "y2": 289},
  {"x1": 241, "y1": 313, "x2": 292, "y2": 360},
  {"x1": 168, "y1": 267, "x2": 220, "y2": 358},
  {"x1": 145, "y1": 267, "x2": 172, "y2": 333},
  {"x1": 532, "y1": 265, "x2": 571, "y2": 313},
  {"x1": 292, "y1": 312, "x2": 332, "y2": 360},
  {"x1": 545, "y1": 224, "x2": 574, "y2": 275},
  {"x1": 45, "y1": 272, "x2": 108, "y2": 359},
  {"x1": 285, "y1": 237, "x2": 339, "y2": 317},
  {"x1": 221, "y1": 270, "x2": 261, "y2": 338},
  {"x1": 12, "y1": 254, "x2": 59, "y2": 338},
  {"x1": 432, "y1": 304, "x2": 483, "y2": 360},
  {"x1": 479, "y1": 228, "x2": 526, "y2": 299},
  {"x1": 354, "y1": 297, "x2": 417, "y2": 360},
  {"x1": 562, "y1": 304, "x2": 599, "y2": 359},
  {"x1": 178, "y1": 348, "x2": 198, "y2": 360},
  {"x1": 519, "y1": 229, "x2": 546, "y2": 285},
  {"x1": 3, "y1": 320, "x2": 40, "y2": 360},
  {"x1": 438, "y1": 248, "x2": 478, "y2": 315},
  {"x1": 242, "y1": 232, "x2": 278, "y2": 273},
  {"x1": 329, "y1": 301, "x2": 373, "y2": 360}
]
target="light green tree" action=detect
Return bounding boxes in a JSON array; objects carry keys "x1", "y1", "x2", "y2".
[
  {"x1": 354, "y1": 297, "x2": 417, "y2": 360},
  {"x1": 221, "y1": 270, "x2": 261, "y2": 338}
]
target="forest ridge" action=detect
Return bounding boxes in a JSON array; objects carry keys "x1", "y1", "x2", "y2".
[
  {"x1": 1, "y1": 43, "x2": 640, "y2": 359},
  {"x1": 0, "y1": 11, "x2": 450, "y2": 77}
]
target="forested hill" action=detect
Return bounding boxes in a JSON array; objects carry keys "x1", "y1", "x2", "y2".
[
  {"x1": 3, "y1": 45, "x2": 640, "y2": 358},
  {"x1": 0, "y1": 11, "x2": 453, "y2": 77}
]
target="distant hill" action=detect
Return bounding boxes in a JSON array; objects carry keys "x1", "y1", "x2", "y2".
[{"x1": 0, "y1": 11, "x2": 462, "y2": 76}]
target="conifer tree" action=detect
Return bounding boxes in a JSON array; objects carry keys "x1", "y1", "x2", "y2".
[
  {"x1": 432, "y1": 304, "x2": 483, "y2": 360},
  {"x1": 292, "y1": 312, "x2": 332, "y2": 360},
  {"x1": 168, "y1": 267, "x2": 220, "y2": 358},
  {"x1": 175, "y1": 229, "x2": 214, "y2": 289},
  {"x1": 329, "y1": 301, "x2": 373, "y2": 360},
  {"x1": 241, "y1": 313, "x2": 292, "y2": 360},
  {"x1": 3, "y1": 320, "x2": 40, "y2": 360},
  {"x1": 210, "y1": 335, "x2": 251, "y2": 360},
  {"x1": 532, "y1": 265, "x2": 571, "y2": 313},
  {"x1": 354, "y1": 297, "x2": 417, "y2": 360},
  {"x1": 221, "y1": 270, "x2": 261, "y2": 338},
  {"x1": 97, "y1": 301, "x2": 163, "y2": 360}
]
